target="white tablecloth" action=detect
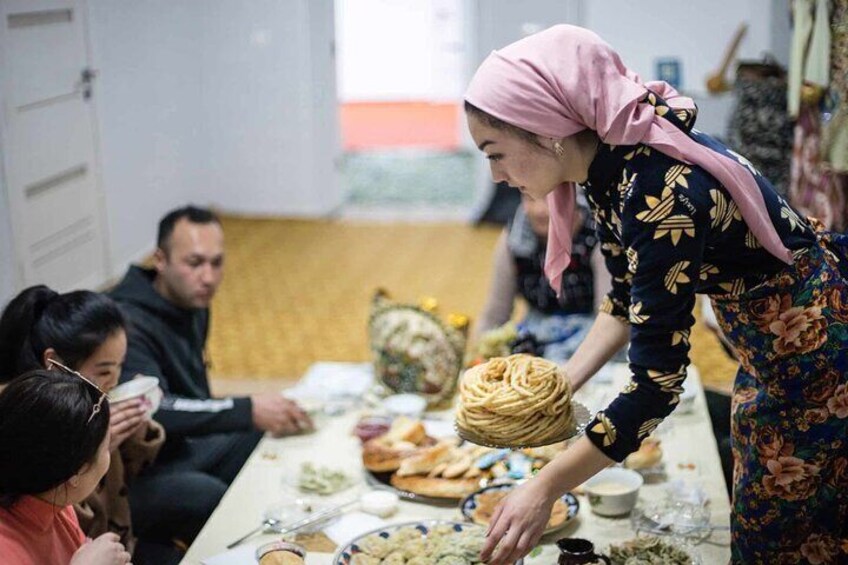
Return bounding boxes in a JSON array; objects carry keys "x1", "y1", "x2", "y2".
[{"x1": 183, "y1": 364, "x2": 731, "y2": 564}]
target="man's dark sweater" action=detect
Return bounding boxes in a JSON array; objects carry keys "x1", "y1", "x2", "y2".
[{"x1": 110, "y1": 266, "x2": 253, "y2": 437}]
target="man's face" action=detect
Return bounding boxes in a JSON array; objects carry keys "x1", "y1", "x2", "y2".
[{"x1": 154, "y1": 219, "x2": 224, "y2": 309}]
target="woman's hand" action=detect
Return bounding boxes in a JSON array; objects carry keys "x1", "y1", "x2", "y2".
[
  {"x1": 70, "y1": 533, "x2": 131, "y2": 564},
  {"x1": 481, "y1": 437, "x2": 615, "y2": 564},
  {"x1": 108, "y1": 399, "x2": 147, "y2": 451},
  {"x1": 480, "y1": 478, "x2": 556, "y2": 564}
]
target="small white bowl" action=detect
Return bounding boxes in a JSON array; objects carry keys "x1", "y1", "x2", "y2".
[
  {"x1": 108, "y1": 376, "x2": 162, "y2": 417},
  {"x1": 360, "y1": 490, "x2": 399, "y2": 518},
  {"x1": 381, "y1": 394, "x2": 427, "y2": 419},
  {"x1": 583, "y1": 467, "x2": 643, "y2": 517}
]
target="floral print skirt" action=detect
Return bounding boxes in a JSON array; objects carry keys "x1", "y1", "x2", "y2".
[{"x1": 712, "y1": 230, "x2": 848, "y2": 564}]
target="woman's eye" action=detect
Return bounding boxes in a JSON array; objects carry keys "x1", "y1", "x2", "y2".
[{"x1": 487, "y1": 154, "x2": 503, "y2": 162}]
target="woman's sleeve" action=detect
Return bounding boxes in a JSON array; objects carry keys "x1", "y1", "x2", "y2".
[
  {"x1": 120, "y1": 420, "x2": 166, "y2": 478},
  {"x1": 595, "y1": 213, "x2": 632, "y2": 323},
  {"x1": 585, "y1": 165, "x2": 709, "y2": 461}
]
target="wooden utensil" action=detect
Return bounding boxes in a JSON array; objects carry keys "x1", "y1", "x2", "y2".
[{"x1": 706, "y1": 23, "x2": 748, "y2": 94}]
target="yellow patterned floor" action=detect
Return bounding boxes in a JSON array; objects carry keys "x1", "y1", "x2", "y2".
[{"x1": 208, "y1": 216, "x2": 737, "y2": 392}]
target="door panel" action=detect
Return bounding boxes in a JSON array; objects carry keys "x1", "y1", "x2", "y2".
[{"x1": 1, "y1": 0, "x2": 108, "y2": 291}]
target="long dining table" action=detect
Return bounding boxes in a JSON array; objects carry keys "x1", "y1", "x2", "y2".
[{"x1": 182, "y1": 362, "x2": 732, "y2": 564}]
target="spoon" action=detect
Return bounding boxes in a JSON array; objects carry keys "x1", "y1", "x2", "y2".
[{"x1": 226, "y1": 517, "x2": 283, "y2": 549}]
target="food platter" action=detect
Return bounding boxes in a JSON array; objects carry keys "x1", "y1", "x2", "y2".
[
  {"x1": 333, "y1": 520, "x2": 524, "y2": 565},
  {"x1": 460, "y1": 483, "x2": 580, "y2": 536},
  {"x1": 363, "y1": 470, "x2": 467, "y2": 506}
]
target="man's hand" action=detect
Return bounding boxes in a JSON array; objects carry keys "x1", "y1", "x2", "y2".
[
  {"x1": 250, "y1": 393, "x2": 313, "y2": 437},
  {"x1": 108, "y1": 399, "x2": 147, "y2": 452},
  {"x1": 70, "y1": 533, "x2": 131, "y2": 565}
]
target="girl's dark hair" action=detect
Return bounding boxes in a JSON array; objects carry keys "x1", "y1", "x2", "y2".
[
  {"x1": 0, "y1": 370, "x2": 110, "y2": 508},
  {"x1": 464, "y1": 101, "x2": 546, "y2": 148},
  {"x1": 0, "y1": 286, "x2": 127, "y2": 383}
]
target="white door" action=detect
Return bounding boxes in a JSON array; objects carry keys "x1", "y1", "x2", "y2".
[{"x1": 0, "y1": 0, "x2": 108, "y2": 292}]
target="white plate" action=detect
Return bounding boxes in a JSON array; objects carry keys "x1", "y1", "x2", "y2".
[{"x1": 333, "y1": 520, "x2": 523, "y2": 564}]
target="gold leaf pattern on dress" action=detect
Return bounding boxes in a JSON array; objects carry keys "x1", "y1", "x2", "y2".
[
  {"x1": 647, "y1": 367, "x2": 686, "y2": 395},
  {"x1": 710, "y1": 189, "x2": 742, "y2": 231},
  {"x1": 745, "y1": 230, "x2": 762, "y2": 249},
  {"x1": 719, "y1": 278, "x2": 746, "y2": 295},
  {"x1": 664, "y1": 261, "x2": 691, "y2": 294},
  {"x1": 671, "y1": 328, "x2": 691, "y2": 347},
  {"x1": 629, "y1": 301, "x2": 650, "y2": 324},
  {"x1": 664, "y1": 164, "x2": 691, "y2": 190},
  {"x1": 610, "y1": 210, "x2": 622, "y2": 234},
  {"x1": 626, "y1": 247, "x2": 639, "y2": 274},
  {"x1": 635, "y1": 187, "x2": 675, "y2": 223},
  {"x1": 638, "y1": 418, "x2": 664, "y2": 439},
  {"x1": 623, "y1": 146, "x2": 652, "y2": 161},
  {"x1": 593, "y1": 210, "x2": 605, "y2": 225},
  {"x1": 618, "y1": 169, "x2": 638, "y2": 199},
  {"x1": 700, "y1": 263, "x2": 720, "y2": 281},
  {"x1": 674, "y1": 108, "x2": 695, "y2": 125},
  {"x1": 599, "y1": 295, "x2": 629, "y2": 323},
  {"x1": 647, "y1": 92, "x2": 657, "y2": 106},
  {"x1": 590, "y1": 412, "x2": 617, "y2": 447},
  {"x1": 622, "y1": 379, "x2": 639, "y2": 394},
  {"x1": 654, "y1": 104, "x2": 670, "y2": 117},
  {"x1": 602, "y1": 242, "x2": 623, "y2": 257},
  {"x1": 781, "y1": 205, "x2": 805, "y2": 232},
  {"x1": 654, "y1": 215, "x2": 696, "y2": 245}
]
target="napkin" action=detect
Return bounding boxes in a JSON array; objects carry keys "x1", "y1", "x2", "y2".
[
  {"x1": 285, "y1": 362, "x2": 374, "y2": 402},
  {"x1": 323, "y1": 511, "x2": 386, "y2": 545}
]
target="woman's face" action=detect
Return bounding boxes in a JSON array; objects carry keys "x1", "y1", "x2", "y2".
[
  {"x1": 467, "y1": 112, "x2": 591, "y2": 201},
  {"x1": 75, "y1": 330, "x2": 127, "y2": 392}
]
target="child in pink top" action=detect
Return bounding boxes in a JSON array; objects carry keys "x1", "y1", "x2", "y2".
[{"x1": 0, "y1": 370, "x2": 129, "y2": 564}]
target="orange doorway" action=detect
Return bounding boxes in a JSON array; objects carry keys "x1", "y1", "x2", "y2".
[{"x1": 340, "y1": 101, "x2": 461, "y2": 151}]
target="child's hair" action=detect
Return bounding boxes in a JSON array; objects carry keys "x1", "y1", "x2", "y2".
[
  {"x1": 0, "y1": 370, "x2": 110, "y2": 508},
  {"x1": 0, "y1": 285, "x2": 126, "y2": 383}
]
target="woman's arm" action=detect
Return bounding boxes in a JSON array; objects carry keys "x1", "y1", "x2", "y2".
[
  {"x1": 563, "y1": 311, "x2": 629, "y2": 390},
  {"x1": 472, "y1": 230, "x2": 518, "y2": 340},
  {"x1": 481, "y1": 436, "x2": 613, "y2": 564}
]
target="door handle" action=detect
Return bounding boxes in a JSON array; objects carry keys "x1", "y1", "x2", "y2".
[{"x1": 77, "y1": 67, "x2": 99, "y2": 100}]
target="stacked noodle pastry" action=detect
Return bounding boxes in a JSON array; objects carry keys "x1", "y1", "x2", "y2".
[{"x1": 457, "y1": 354, "x2": 574, "y2": 448}]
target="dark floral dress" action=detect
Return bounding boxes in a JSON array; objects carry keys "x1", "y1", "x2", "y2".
[{"x1": 581, "y1": 92, "x2": 848, "y2": 563}]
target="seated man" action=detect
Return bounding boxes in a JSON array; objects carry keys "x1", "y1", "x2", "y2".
[{"x1": 110, "y1": 205, "x2": 312, "y2": 547}]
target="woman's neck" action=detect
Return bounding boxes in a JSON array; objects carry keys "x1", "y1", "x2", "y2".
[{"x1": 577, "y1": 131, "x2": 602, "y2": 184}]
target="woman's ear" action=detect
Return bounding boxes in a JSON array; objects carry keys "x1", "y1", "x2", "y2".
[
  {"x1": 66, "y1": 472, "x2": 82, "y2": 488},
  {"x1": 553, "y1": 138, "x2": 565, "y2": 158},
  {"x1": 42, "y1": 348, "x2": 60, "y2": 369}
]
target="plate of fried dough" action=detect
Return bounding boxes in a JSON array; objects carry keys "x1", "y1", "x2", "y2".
[
  {"x1": 460, "y1": 482, "x2": 580, "y2": 536},
  {"x1": 455, "y1": 354, "x2": 591, "y2": 449}
]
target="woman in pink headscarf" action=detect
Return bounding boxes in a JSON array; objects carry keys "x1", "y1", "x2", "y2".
[{"x1": 466, "y1": 25, "x2": 848, "y2": 565}]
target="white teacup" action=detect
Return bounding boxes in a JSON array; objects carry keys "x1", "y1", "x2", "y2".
[
  {"x1": 108, "y1": 376, "x2": 162, "y2": 417},
  {"x1": 583, "y1": 467, "x2": 644, "y2": 517}
]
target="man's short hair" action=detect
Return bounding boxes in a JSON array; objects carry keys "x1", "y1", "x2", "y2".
[{"x1": 157, "y1": 206, "x2": 221, "y2": 252}]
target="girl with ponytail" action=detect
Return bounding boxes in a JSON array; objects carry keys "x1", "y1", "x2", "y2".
[{"x1": 0, "y1": 286, "x2": 177, "y2": 563}]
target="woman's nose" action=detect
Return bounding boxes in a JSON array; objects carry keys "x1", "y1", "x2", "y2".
[{"x1": 490, "y1": 162, "x2": 508, "y2": 184}]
